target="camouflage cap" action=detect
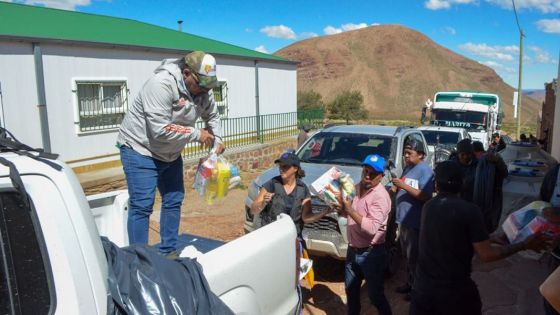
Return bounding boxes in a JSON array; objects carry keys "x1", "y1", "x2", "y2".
[{"x1": 184, "y1": 51, "x2": 218, "y2": 89}]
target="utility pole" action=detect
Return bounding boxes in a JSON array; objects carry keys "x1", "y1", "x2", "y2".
[
  {"x1": 516, "y1": 30, "x2": 524, "y2": 140},
  {"x1": 512, "y1": 0, "x2": 524, "y2": 140}
]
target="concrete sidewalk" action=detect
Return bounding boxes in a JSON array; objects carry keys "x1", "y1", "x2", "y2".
[
  {"x1": 473, "y1": 253, "x2": 550, "y2": 315},
  {"x1": 76, "y1": 166, "x2": 125, "y2": 190}
]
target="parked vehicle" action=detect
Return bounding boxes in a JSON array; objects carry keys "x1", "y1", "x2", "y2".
[
  {"x1": 418, "y1": 125, "x2": 471, "y2": 164},
  {"x1": 0, "y1": 136, "x2": 300, "y2": 315},
  {"x1": 429, "y1": 90, "x2": 503, "y2": 149},
  {"x1": 500, "y1": 142, "x2": 558, "y2": 225},
  {"x1": 244, "y1": 124, "x2": 432, "y2": 262}
]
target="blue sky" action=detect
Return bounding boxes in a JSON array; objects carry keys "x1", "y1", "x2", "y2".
[{"x1": 9, "y1": 0, "x2": 560, "y2": 89}]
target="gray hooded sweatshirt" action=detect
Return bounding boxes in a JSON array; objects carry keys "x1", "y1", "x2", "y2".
[{"x1": 117, "y1": 59, "x2": 222, "y2": 162}]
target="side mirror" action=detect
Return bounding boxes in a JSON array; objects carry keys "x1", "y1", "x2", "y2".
[{"x1": 386, "y1": 160, "x2": 398, "y2": 179}]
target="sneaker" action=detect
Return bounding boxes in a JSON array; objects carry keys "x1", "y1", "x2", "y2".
[
  {"x1": 165, "y1": 251, "x2": 179, "y2": 260},
  {"x1": 395, "y1": 284, "x2": 412, "y2": 294}
]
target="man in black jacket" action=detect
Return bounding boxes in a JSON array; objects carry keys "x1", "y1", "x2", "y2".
[
  {"x1": 452, "y1": 139, "x2": 508, "y2": 232},
  {"x1": 410, "y1": 161, "x2": 546, "y2": 315}
]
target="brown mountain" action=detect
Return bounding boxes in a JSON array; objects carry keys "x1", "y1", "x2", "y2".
[
  {"x1": 525, "y1": 89, "x2": 546, "y2": 103},
  {"x1": 275, "y1": 25, "x2": 539, "y2": 124}
]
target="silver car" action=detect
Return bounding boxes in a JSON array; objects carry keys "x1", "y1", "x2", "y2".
[
  {"x1": 418, "y1": 126, "x2": 471, "y2": 164},
  {"x1": 244, "y1": 124, "x2": 432, "y2": 260}
]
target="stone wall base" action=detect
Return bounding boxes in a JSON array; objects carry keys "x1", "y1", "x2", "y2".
[{"x1": 84, "y1": 137, "x2": 296, "y2": 195}]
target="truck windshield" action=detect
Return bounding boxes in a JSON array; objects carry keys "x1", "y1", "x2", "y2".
[
  {"x1": 297, "y1": 132, "x2": 393, "y2": 166},
  {"x1": 421, "y1": 130, "x2": 460, "y2": 146},
  {"x1": 431, "y1": 110, "x2": 486, "y2": 130}
]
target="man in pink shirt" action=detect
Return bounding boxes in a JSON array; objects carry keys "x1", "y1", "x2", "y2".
[{"x1": 335, "y1": 154, "x2": 393, "y2": 315}]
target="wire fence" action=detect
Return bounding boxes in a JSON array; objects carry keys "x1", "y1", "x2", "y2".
[{"x1": 183, "y1": 108, "x2": 324, "y2": 159}]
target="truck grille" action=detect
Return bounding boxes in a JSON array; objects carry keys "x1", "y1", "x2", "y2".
[{"x1": 304, "y1": 216, "x2": 340, "y2": 233}]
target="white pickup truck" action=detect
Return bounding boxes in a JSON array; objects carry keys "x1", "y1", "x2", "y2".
[{"x1": 0, "y1": 144, "x2": 299, "y2": 314}]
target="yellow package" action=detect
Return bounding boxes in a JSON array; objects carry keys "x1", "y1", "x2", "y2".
[{"x1": 215, "y1": 160, "x2": 231, "y2": 198}]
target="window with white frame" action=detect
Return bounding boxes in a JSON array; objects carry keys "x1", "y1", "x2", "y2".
[
  {"x1": 213, "y1": 81, "x2": 228, "y2": 117},
  {"x1": 75, "y1": 81, "x2": 129, "y2": 132}
]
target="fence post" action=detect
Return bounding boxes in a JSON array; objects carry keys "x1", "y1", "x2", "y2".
[{"x1": 254, "y1": 60, "x2": 262, "y2": 143}]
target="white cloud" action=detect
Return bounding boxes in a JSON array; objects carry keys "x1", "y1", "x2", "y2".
[
  {"x1": 245, "y1": 28, "x2": 253, "y2": 33},
  {"x1": 528, "y1": 46, "x2": 556, "y2": 64},
  {"x1": 371, "y1": 23, "x2": 381, "y2": 26},
  {"x1": 323, "y1": 22, "x2": 369, "y2": 35},
  {"x1": 536, "y1": 19, "x2": 560, "y2": 34},
  {"x1": 299, "y1": 32, "x2": 318, "y2": 39},
  {"x1": 444, "y1": 26, "x2": 457, "y2": 35},
  {"x1": 260, "y1": 25, "x2": 296, "y2": 39},
  {"x1": 486, "y1": 0, "x2": 560, "y2": 14},
  {"x1": 459, "y1": 42, "x2": 518, "y2": 61},
  {"x1": 426, "y1": 0, "x2": 560, "y2": 12},
  {"x1": 324, "y1": 26, "x2": 341, "y2": 35},
  {"x1": 425, "y1": 0, "x2": 476, "y2": 10},
  {"x1": 480, "y1": 60, "x2": 516, "y2": 73},
  {"x1": 14, "y1": 0, "x2": 92, "y2": 10},
  {"x1": 255, "y1": 45, "x2": 268, "y2": 54}
]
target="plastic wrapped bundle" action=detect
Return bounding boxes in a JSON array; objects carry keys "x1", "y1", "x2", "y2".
[
  {"x1": 502, "y1": 201, "x2": 560, "y2": 244},
  {"x1": 310, "y1": 166, "x2": 355, "y2": 207}
]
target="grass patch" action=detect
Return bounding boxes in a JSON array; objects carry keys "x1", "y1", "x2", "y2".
[{"x1": 500, "y1": 122, "x2": 537, "y2": 138}]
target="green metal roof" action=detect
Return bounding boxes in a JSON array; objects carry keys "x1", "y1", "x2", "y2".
[{"x1": 0, "y1": 2, "x2": 290, "y2": 63}]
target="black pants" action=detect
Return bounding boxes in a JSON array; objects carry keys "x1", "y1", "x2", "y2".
[
  {"x1": 409, "y1": 280, "x2": 482, "y2": 315},
  {"x1": 399, "y1": 225, "x2": 419, "y2": 287}
]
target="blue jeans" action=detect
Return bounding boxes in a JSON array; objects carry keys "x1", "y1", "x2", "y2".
[
  {"x1": 120, "y1": 146, "x2": 184, "y2": 254},
  {"x1": 345, "y1": 244, "x2": 392, "y2": 315}
]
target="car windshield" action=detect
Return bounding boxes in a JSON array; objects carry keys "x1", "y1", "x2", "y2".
[
  {"x1": 421, "y1": 130, "x2": 460, "y2": 146},
  {"x1": 297, "y1": 132, "x2": 393, "y2": 166}
]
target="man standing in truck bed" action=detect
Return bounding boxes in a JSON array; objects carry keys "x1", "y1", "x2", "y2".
[{"x1": 117, "y1": 51, "x2": 225, "y2": 258}]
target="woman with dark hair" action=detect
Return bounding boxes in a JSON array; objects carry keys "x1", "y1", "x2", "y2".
[
  {"x1": 250, "y1": 152, "x2": 332, "y2": 234},
  {"x1": 251, "y1": 152, "x2": 332, "y2": 313}
]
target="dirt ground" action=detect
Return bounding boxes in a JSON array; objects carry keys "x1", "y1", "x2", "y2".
[{"x1": 146, "y1": 168, "x2": 412, "y2": 315}]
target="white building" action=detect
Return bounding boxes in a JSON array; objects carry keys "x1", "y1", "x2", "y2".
[{"x1": 0, "y1": 2, "x2": 297, "y2": 170}]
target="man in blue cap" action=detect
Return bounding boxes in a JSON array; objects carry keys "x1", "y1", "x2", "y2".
[{"x1": 335, "y1": 154, "x2": 392, "y2": 315}]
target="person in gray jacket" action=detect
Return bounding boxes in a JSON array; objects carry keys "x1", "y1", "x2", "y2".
[{"x1": 117, "y1": 51, "x2": 225, "y2": 257}]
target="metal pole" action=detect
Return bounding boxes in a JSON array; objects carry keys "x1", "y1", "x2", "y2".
[
  {"x1": 255, "y1": 60, "x2": 261, "y2": 143},
  {"x1": 33, "y1": 43, "x2": 52, "y2": 152},
  {"x1": 516, "y1": 31, "x2": 524, "y2": 140}
]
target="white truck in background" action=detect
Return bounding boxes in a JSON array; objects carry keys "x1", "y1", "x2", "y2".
[
  {"x1": 429, "y1": 90, "x2": 503, "y2": 149},
  {"x1": 0, "y1": 146, "x2": 299, "y2": 314}
]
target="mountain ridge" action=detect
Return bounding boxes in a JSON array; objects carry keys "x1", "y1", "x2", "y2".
[{"x1": 275, "y1": 24, "x2": 539, "y2": 124}]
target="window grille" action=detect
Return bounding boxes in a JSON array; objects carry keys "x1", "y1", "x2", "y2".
[
  {"x1": 75, "y1": 81, "x2": 128, "y2": 132},
  {"x1": 213, "y1": 82, "x2": 228, "y2": 117}
]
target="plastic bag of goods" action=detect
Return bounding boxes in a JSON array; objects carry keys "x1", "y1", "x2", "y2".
[
  {"x1": 204, "y1": 156, "x2": 232, "y2": 205},
  {"x1": 501, "y1": 201, "x2": 560, "y2": 244},
  {"x1": 228, "y1": 163, "x2": 241, "y2": 190},
  {"x1": 310, "y1": 166, "x2": 356, "y2": 207},
  {"x1": 194, "y1": 152, "x2": 217, "y2": 196}
]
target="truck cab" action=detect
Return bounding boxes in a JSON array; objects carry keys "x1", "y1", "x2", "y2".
[{"x1": 429, "y1": 91, "x2": 502, "y2": 150}]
